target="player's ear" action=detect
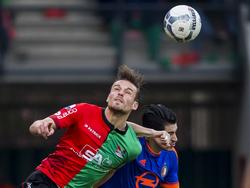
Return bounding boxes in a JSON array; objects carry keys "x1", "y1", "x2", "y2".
[
  {"x1": 132, "y1": 101, "x2": 138, "y2": 110},
  {"x1": 106, "y1": 97, "x2": 109, "y2": 103}
]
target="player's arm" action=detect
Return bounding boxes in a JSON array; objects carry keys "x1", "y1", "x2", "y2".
[
  {"x1": 93, "y1": 169, "x2": 116, "y2": 188},
  {"x1": 29, "y1": 117, "x2": 56, "y2": 139},
  {"x1": 128, "y1": 121, "x2": 170, "y2": 145},
  {"x1": 128, "y1": 121, "x2": 168, "y2": 137},
  {"x1": 127, "y1": 121, "x2": 155, "y2": 137}
]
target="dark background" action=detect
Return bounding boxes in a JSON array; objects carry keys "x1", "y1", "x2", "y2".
[{"x1": 0, "y1": 0, "x2": 247, "y2": 187}]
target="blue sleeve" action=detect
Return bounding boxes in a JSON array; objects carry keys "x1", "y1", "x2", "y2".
[{"x1": 164, "y1": 151, "x2": 179, "y2": 183}]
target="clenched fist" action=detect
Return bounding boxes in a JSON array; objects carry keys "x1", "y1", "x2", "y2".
[{"x1": 29, "y1": 117, "x2": 56, "y2": 139}]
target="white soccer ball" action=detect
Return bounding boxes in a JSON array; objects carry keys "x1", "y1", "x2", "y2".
[{"x1": 164, "y1": 5, "x2": 202, "y2": 42}]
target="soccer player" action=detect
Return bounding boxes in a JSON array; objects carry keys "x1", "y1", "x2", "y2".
[
  {"x1": 21, "y1": 65, "x2": 169, "y2": 188},
  {"x1": 100, "y1": 104, "x2": 179, "y2": 188}
]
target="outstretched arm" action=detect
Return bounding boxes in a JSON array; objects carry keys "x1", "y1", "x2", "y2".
[
  {"x1": 127, "y1": 121, "x2": 170, "y2": 145},
  {"x1": 29, "y1": 117, "x2": 56, "y2": 139},
  {"x1": 128, "y1": 121, "x2": 155, "y2": 137}
]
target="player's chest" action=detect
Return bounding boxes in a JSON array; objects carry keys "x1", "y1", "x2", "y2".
[
  {"x1": 71, "y1": 119, "x2": 110, "y2": 146},
  {"x1": 78, "y1": 131, "x2": 132, "y2": 170},
  {"x1": 95, "y1": 132, "x2": 131, "y2": 168},
  {"x1": 69, "y1": 121, "x2": 132, "y2": 167},
  {"x1": 136, "y1": 155, "x2": 170, "y2": 181}
]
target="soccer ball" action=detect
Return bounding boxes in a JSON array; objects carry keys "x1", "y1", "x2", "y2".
[{"x1": 163, "y1": 5, "x2": 202, "y2": 42}]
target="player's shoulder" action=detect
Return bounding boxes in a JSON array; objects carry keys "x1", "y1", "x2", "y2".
[
  {"x1": 126, "y1": 126, "x2": 142, "y2": 155},
  {"x1": 76, "y1": 102, "x2": 99, "y2": 108},
  {"x1": 170, "y1": 148, "x2": 178, "y2": 158},
  {"x1": 75, "y1": 103, "x2": 101, "y2": 110},
  {"x1": 127, "y1": 125, "x2": 141, "y2": 145},
  {"x1": 162, "y1": 148, "x2": 178, "y2": 160}
]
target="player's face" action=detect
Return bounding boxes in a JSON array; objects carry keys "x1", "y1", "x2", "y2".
[
  {"x1": 154, "y1": 123, "x2": 178, "y2": 151},
  {"x1": 106, "y1": 80, "x2": 138, "y2": 114}
]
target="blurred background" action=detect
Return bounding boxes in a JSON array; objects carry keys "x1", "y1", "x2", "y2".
[{"x1": 0, "y1": 0, "x2": 249, "y2": 187}]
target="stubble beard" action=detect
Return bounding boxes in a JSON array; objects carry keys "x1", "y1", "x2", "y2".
[{"x1": 108, "y1": 105, "x2": 128, "y2": 116}]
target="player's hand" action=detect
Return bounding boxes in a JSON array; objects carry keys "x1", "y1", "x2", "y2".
[
  {"x1": 29, "y1": 118, "x2": 55, "y2": 139},
  {"x1": 152, "y1": 130, "x2": 171, "y2": 147}
]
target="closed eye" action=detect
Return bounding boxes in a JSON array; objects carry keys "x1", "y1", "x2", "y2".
[{"x1": 113, "y1": 86, "x2": 121, "y2": 91}]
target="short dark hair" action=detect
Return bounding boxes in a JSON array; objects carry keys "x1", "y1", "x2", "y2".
[
  {"x1": 142, "y1": 104, "x2": 177, "y2": 130},
  {"x1": 116, "y1": 65, "x2": 144, "y2": 101}
]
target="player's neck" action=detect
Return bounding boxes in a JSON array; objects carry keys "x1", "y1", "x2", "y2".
[
  {"x1": 146, "y1": 139, "x2": 161, "y2": 155},
  {"x1": 105, "y1": 108, "x2": 129, "y2": 130}
]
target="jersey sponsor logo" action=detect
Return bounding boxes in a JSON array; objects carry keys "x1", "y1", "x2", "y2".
[
  {"x1": 135, "y1": 172, "x2": 159, "y2": 188},
  {"x1": 71, "y1": 145, "x2": 112, "y2": 166},
  {"x1": 70, "y1": 145, "x2": 97, "y2": 161},
  {"x1": 115, "y1": 145, "x2": 126, "y2": 159},
  {"x1": 84, "y1": 124, "x2": 101, "y2": 139},
  {"x1": 80, "y1": 145, "x2": 97, "y2": 162},
  {"x1": 55, "y1": 107, "x2": 77, "y2": 119}
]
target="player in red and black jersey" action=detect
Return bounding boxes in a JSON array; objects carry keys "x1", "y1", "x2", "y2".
[{"x1": 20, "y1": 65, "x2": 170, "y2": 188}]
